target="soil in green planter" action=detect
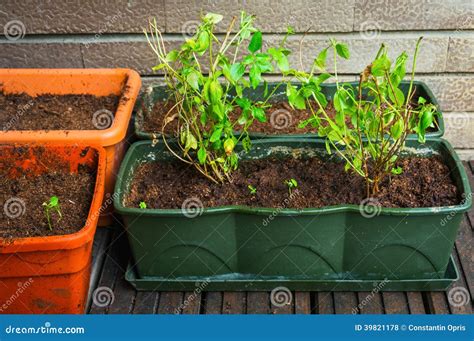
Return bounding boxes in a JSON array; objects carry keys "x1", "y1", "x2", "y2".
[
  {"x1": 124, "y1": 156, "x2": 459, "y2": 210},
  {"x1": 0, "y1": 170, "x2": 95, "y2": 239},
  {"x1": 0, "y1": 91, "x2": 121, "y2": 131}
]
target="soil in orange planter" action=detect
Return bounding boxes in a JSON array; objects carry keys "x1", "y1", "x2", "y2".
[
  {"x1": 1, "y1": 170, "x2": 96, "y2": 239},
  {"x1": 0, "y1": 92, "x2": 120, "y2": 131}
]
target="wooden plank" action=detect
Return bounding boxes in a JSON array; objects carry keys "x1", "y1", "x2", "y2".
[
  {"x1": 222, "y1": 292, "x2": 246, "y2": 314},
  {"x1": 246, "y1": 292, "x2": 270, "y2": 314},
  {"x1": 203, "y1": 292, "x2": 223, "y2": 314},
  {"x1": 357, "y1": 292, "x2": 383, "y2": 314},
  {"x1": 294, "y1": 292, "x2": 311, "y2": 314},
  {"x1": 270, "y1": 290, "x2": 294, "y2": 314},
  {"x1": 382, "y1": 292, "x2": 409, "y2": 314},
  {"x1": 181, "y1": 292, "x2": 202, "y2": 314},
  {"x1": 407, "y1": 292, "x2": 426, "y2": 314},
  {"x1": 334, "y1": 292, "x2": 358, "y2": 314},
  {"x1": 157, "y1": 292, "x2": 184, "y2": 314},
  {"x1": 446, "y1": 251, "x2": 473, "y2": 314},
  {"x1": 316, "y1": 292, "x2": 334, "y2": 314},
  {"x1": 455, "y1": 217, "x2": 474, "y2": 298},
  {"x1": 425, "y1": 292, "x2": 450, "y2": 314},
  {"x1": 132, "y1": 292, "x2": 159, "y2": 314},
  {"x1": 88, "y1": 229, "x2": 122, "y2": 314},
  {"x1": 107, "y1": 269, "x2": 136, "y2": 314}
]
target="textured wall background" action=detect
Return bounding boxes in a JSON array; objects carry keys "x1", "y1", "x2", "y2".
[{"x1": 0, "y1": 0, "x2": 473, "y2": 158}]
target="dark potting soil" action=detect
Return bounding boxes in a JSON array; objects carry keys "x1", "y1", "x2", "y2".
[
  {"x1": 141, "y1": 100, "x2": 333, "y2": 135},
  {"x1": 0, "y1": 170, "x2": 96, "y2": 239},
  {"x1": 125, "y1": 156, "x2": 459, "y2": 210},
  {"x1": 0, "y1": 92, "x2": 121, "y2": 130}
]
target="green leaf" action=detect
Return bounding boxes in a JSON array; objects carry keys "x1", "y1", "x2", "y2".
[
  {"x1": 391, "y1": 166, "x2": 403, "y2": 175},
  {"x1": 230, "y1": 63, "x2": 245, "y2": 82},
  {"x1": 251, "y1": 107, "x2": 266, "y2": 122},
  {"x1": 50, "y1": 196, "x2": 59, "y2": 206},
  {"x1": 314, "y1": 48, "x2": 328, "y2": 69},
  {"x1": 325, "y1": 139, "x2": 332, "y2": 155},
  {"x1": 197, "y1": 146, "x2": 207, "y2": 164},
  {"x1": 224, "y1": 138, "x2": 235, "y2": 155},
  {"x1": 152, "y1": 64, "x2": 165, "y2": 72},
  {"x1": 388, "y1": 87, "x2": 405, "y2": 105},
  {"x1": 287, "y1": 84, "x2": 306, "y2": 110},
  {"x1": 195, "y1": 31, "x2": 210, "y2": 52},
  {"x1": 390, "y1": 119, "x2": 403, "y2": 139},
  {"x1": 248, "y1": 31, "x2": 262, "y2": 53},
  {"x1": 186, "y1": 71, "x2": 200, "y2": 90},
  {"x1": 209, "y1": 127, "x2": 223, "y2": 143},
  {"x1": 371, "y1": 55, "x2": 391, "y2": 76},
  {"x1": 204, "y1": 13, "x2": 223, "y2": 24},
  {"x1": 165, "y1": 50, "x2": 179, "y2": 62},
  {"x1": 184, "y1": 132, "x2": 198, "y2": 151},
  {"x1": 249, "y1": 64, "x2": 262, "y2": 89},
  {"x1": 312, "y1": 73, "x2": 331, "y2": 85},
  {"x1": 335, "y1": 43, "x2": 350, "y2": 59}
]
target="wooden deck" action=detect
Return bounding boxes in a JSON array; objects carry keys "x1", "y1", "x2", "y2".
[{"x1": 87, "y1": 162, "x2": 474, "y2": 314}]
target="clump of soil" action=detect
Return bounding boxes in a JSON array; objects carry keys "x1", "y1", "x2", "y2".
[
  {"x1": 0, "y1": 92, "x2": 121, "y2": 131},
  {"x1": 125, "y1": 156, "x2": 459, "y2": 210},
  {"x1": 0, "y1": 171, "x2": 96, "y2": 239}
]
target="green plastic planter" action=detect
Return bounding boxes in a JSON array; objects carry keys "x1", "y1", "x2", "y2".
[
  {"x1": 114, "y1": 138, "x2": 470, "y2": 283},
  {"x1": 134, "y1": 81, "x2": 444, "y2": 140}
]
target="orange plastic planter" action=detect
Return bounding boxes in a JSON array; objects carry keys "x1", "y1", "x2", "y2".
[
  {"x1": 0, "y1": 144, "x2": 106, "y2": 314},
  {"x1": 0, "y1": 69, "x2": 141, "y2": 225}
]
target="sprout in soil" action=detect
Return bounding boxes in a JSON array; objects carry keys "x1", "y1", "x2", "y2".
[
  {"x1": 42, "y1": 196, "x2": 62, "y2": 230},
  {"x1": 284, "y1": 178, "x2": 298, "y2": 196},
  {"x1": 248, "y1": 185, "x2": 257, "y2": 195},
  {"x1": 139, "y1": 201, "x2": 147, "y2": 209}
]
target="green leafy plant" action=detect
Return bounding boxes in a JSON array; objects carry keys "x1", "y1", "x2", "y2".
[
  {"x1": 291, "y1": 37, "x2": 437, "y2": 197},
  {"x1": 42, "y1": 196, "x2": 62, "y2": 230},
  {"x1": 284, "y1": 178, "x2": 298, "y2": 196},
  {"x1": 139, "y1": 201, "x2": 147, "y2": 209},
  {"x1": 145, "y1": 12, "x2": 292, "y2": 183},
  {"x1": 248, "y1": 184, "x2": 257, "y2": 195}
]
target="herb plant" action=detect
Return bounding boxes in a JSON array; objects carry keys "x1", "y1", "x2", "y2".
[
  {"x1": 248, "y1": 185, "x2": 257, "y2": 195},
  {"x1": 139, "y1": 201, "x2": 147, "y2": 209},
  {"x1": 284, "y1": 178, "x2": 298, "y2": 196},
  {"x1": 291, "y1": 37, "x2": 437, "y2": 197},
  {"x1": 145, "y1": 12, "x2": 292, "y2": 183},
  {"x1": 42, "y1": 196, "x2": 62, "y2": 230}
]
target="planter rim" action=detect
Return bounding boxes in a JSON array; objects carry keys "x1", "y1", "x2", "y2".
[
  {"x1": 0, "y1": 68, "x2": 141, "y2": 146},
  {"x1": 114, "y1": 137, "x2": 471, "y2": 217},
  {"x1": 0, "y1": 143, "x2": 107, "y2": 253},
  {"x1": 135, "y1": 80, "x2": 444, "y2": 140}
]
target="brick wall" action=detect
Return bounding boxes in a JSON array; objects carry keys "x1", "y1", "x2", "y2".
[{"x1": 0, "y1": 0, "x2": 473, "y2": 158}]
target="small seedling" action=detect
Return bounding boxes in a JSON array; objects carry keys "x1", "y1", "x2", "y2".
[
  {"x1": 248, "y1": 185, "x2": 257, "y2": 195},
  {"x1": 139, "y1": 201, "x2": 147, "y2": 209},
  {"x1": 42, "y1": 196, "x2": 62, "y2": 230},
  {"x1": 284, "y1": 178, "x2": 298, "y2": 196}
]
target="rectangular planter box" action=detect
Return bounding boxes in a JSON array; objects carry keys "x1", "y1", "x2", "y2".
[
  {"x1": 134, "y1": 81, "x2": 444, "y2": 140},
  {"x1": 114, "y1": 138, "x2": 471, "y2": 282},
  {"x1": 0, "y1": 144, "x2": 106, "y2": 314},
  {"x1": 0, "y1": 69, "x2": 141, "y2": 225}
]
